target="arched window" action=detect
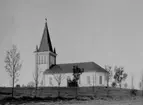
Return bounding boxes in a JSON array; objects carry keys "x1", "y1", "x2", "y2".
[
  {"x1": 41, "y1": 56, "x2": 43, "y2": 64},
  {"x1": 36, "y1": 55, "x2": 38, "y2": 64}
]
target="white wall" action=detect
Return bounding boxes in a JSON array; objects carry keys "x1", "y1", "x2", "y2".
[
  {"x1": 44, "y1": 71, "x2": 107, "y2": 87},
  {"x1": 35, "y1": 51, "x2": 56, "y2": 86},
  {"x1": 44, "y1": 73, "x2": 72, "y2": 87}
]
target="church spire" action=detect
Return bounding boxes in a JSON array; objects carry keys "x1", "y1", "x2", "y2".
[{"x1": 38, "y1": 18, "x2": 53, "y2": 52}]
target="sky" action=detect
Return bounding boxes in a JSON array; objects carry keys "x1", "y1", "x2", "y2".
[{"x1": 0, "y1": 0, "x2": 143, "y2": 89}]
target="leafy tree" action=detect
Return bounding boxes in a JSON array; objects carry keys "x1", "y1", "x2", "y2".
[
  {"x1": 67, "y1": 66, "x2": 84, "y2": 98},
  {"x1": 105, "y1": 65, "x2": 112, "y2": 87},
  {"x1": 112, "y1": 81, "x2": 117, "y2": 88},
  {"x1": 114, "y1": 66, "x2": 127, "y2": 88},
  {"x1": 27, "y1": 81, "x2": 35, "y2": 87},
  {"x1": 67, "y1": 66, "x2": 84, "y2": 87},
  {"x1": 4, "y1": 45, "x2": 22, "y2": 97},
  {"x1": 16, "y1": 84, "x2": 20, "y2": 88}
]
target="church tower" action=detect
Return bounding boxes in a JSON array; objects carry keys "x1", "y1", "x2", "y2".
[{"x1": 34, "y1": 19, "x2": 57, "y2": 74}]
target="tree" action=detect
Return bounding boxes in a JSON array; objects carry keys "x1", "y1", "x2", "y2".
[
  {"x1": 27, "y1": 81, "x2": 35, "y2": 87},
  {"x1": 67, "y1": 66, "x2": 84, "y2": 87},
  {"x1": 112, "y1": 81, "x2": 117, "y2": 88},
  {"x1": 67, "y1": 66, "x2": 84, "y2": 98},
  {"x1": 114, "y1": 66, "x2": 127, "y2": 88},
  {"x1": 140, "y1": 72, "x2": 143, "y2": 96},
  {"x1": 33, "y1": 46, "x2": 42, "y2": 97},
  {"x1": 52, "y1": 73, "x2": 65, "y2": 97},
  {"x1": 4, "y1": 45, "x2": 22, "y2": 97},
  {"x1": 33, "y1": 68, "x2": 41, "y2": 97},
  {"x1": 16, "y1": 84, "x2": 20, "y2": 88},
  {"x1": 105, "y1": 65, "x2": 112, "y2": 88}
]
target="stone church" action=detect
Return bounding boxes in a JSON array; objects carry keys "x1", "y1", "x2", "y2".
[{"x1": 34, "y1": 19, "x2": 108, "y2": 87}]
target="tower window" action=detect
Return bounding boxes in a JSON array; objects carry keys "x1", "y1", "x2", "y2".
[
  {"x1": 44, "y1": 56, "x2": 46, "y2": 64},
  {"x1": 38, "y1": 56, "x2": 40, "y2": 64},
  {"x1": 41, "y1": 56, "x2": 43, "y2": 64}
]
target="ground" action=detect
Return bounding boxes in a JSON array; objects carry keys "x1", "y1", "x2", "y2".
[{"x1": 2, "y1": 96, "x2": 142, "y2": 105}]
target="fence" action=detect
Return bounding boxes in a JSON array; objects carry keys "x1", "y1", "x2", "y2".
[{"x1": 0, "y1": 86, "x2": 142, "y2": 99}]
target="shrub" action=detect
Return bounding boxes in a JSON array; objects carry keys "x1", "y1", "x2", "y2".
[
  {"x1": 112, "y1": 82, "x2": 117, "y2": 87},
  {"x1": 130, "y1": 89, "x2": 138, "y2": 96},
  {"x1": 16, "y1": 84, "x2": 20, "y2": 88}
]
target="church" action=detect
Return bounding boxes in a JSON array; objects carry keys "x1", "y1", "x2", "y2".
[{"x1": 34, "y1": 19, "x2": 108, "y2": 87}]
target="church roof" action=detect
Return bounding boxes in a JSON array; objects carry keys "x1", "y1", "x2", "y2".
[
  {"x1": 44, "y1": 61, "x2": 108, "y2": 74},
  {"x1": 38, "y1": 19, "x2": 53, "y2": 52}
]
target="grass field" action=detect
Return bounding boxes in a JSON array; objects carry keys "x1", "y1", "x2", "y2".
[
  {"x1": 1, "y1": 96, "x2": 143, "y2": 105},
  {"x1": 0, "y1": 86, "x2": 143, "y2": 105}
]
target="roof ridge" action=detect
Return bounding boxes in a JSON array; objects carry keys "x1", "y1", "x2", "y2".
[{"x1": 57, "y1": 61, "x2": 95, "y2": 65}]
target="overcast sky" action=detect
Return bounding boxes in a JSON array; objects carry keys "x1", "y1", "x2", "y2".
[{"x1": 0, "y1": 0, "x2": 143, "y2": 89}]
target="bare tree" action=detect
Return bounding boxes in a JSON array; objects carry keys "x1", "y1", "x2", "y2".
[
  {"x1": 33, "y1": 46, "x2": 41, "y2": 97},
  {"x1": 4, "y1": 45, "x2": 22, "y2": 97},
  {"x1": 114, "y1": 66, "x2": 127, "y2": 88},
  {"x1": 33, "y1": 68, "x2": 41, "y2": 97},
  {"x1": 105, "y1": 65, "x2": 112, "y2": 88},
  {"x1": 53, "y1": 73, "x2": 65, "y2": 87},
  {"x1": 140, "y1": 72, "x2": 143, "y2": 96},
  {"x1": 52, "y1": 73, "x2": 65, "y2": 97}
]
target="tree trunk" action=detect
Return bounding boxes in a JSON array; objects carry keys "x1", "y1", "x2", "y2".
[
  {"x1": 12, "y1": 86, "x2": 14, "y2": 97},
  {"x1": 75, "y1": 87, "x2": 78, "y2": 99},
  {"x1": 35, "y1": 83, "x2": 37, "y2": 97},
  {"x1": 58, "y1": 83, "x2": 60, "y2": 98},
  {"x1": 12, "y1": 73, "x2": 15, "y2": 97},
  {"x1": 107, "y1": 78, "x2": 109, "y2": 88},
  {"x1": 119, "y1": 83, "x2": 121, "y2": 89}
]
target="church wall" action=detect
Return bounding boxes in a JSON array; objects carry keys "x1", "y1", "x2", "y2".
[
  {"x1": 79, "y1": 71, "x2": 107, "y2": 87},
  {"x1": 79, "y1": 72, "x2": 96, "y2": 87},
  {"x1": 35, "y1": 52, "x2": 49, "y2": 72},
  {"x1": 44, "y1": 71, "x2": 107, "y2": 87},
  {"x1": 95, "y1": 72, "x2": 107, "y2": 86},
  {"x1": 35, "y1": 52, "x2": 49, "y2": 86},
  {"x1": 44, "y1": 73, "x2": 73, "y2": 87}
]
